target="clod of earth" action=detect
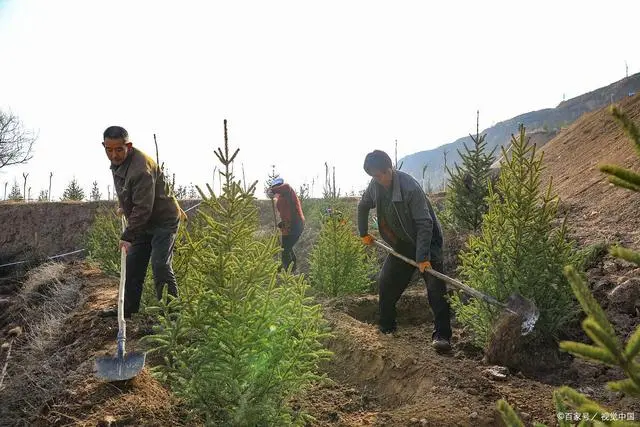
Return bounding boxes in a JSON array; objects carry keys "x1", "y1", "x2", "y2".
[{"x1": 483, "y1": 366, "x2": 509, "y2": 381}]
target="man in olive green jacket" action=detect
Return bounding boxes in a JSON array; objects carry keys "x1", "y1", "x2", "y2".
[{"x1": 101, "y1": 125, "x2": 182, "y2": 318}]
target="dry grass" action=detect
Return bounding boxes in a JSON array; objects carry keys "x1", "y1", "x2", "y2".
[
  {"x1": 0, "y1": 264, "x2": 83, "y2": 425},
  {"x1": 22, "y1": 309, "x2": 68, "y2": 357},
  {"x1": 16, "y1": 263, "x2": 81, "y2": 351},
  {"x1": 19, "y1": 262, "x2": 66, "y2": 300}
]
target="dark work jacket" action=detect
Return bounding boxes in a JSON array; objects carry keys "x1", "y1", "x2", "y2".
[
  {"x1": 357, "y1": 170, "x2": 444, "y2": 263},
  {"x1": 111, "y1": 147, "x2": 180, "y2": 242}
]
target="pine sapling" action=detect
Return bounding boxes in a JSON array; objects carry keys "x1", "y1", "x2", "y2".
[
  {"x1": 309, "y1": 209, "x2": 376, "y2": 296},
  {"x1": 444, "y1": 111, "x2": 496, "y2": 231},
  {"x1": 142, "y1": 120, "x2": 331, "y2": 426},
  {"x1": 451, "y1": 124, "x2": 577, "y2": 347}
]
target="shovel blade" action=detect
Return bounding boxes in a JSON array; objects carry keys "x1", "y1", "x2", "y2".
[
  {"x1": 95, "y1": 352, "x2": 146, "y2": 381},
  {"x1": 505, "y1": 293, "x2": 540, "y2": 335}
]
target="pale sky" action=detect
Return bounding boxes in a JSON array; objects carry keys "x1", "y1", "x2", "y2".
[{"x1": 1, "y1": 0, "x2": 639, "y2": 200}]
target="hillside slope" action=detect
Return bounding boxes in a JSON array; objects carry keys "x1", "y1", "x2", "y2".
[
  {"x1": 540, "y1": 93, "x2": 640, "y2": 248},
  {"x1": 401, "y1": 72, "x2": 640, "y2": 187}
]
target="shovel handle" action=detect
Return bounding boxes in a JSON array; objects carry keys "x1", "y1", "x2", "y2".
[
  {"x1": 372, "y1": 240, "x2": 508, "y2": 310},
  {"x1": 270, "y1": 197, "x2": 278, "y2": 231},
  {"x1": 117, "y1": 216, "x2": 128, "y2": 357}
]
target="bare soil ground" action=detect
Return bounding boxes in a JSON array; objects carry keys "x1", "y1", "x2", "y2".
[
  {"x1": 1, "y1": 260, "x2": 638, "y2": 426},
  {"x1": 0, "y1": 263, "x2": 191, "y2": 426},
  {"x1": 540, "y1": 93, "x2": 640, "y2": 250},
  {"x1": 292, "y1": 278, "x2": 640, "y2": 426}
]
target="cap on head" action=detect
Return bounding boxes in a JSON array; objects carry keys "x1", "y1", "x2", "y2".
[{"x1": 271, "y1": 177, "x2": 284, "y2": 187}]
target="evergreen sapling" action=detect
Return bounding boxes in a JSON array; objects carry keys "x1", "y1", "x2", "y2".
[{"x1": 142, "y1": 120, "x2": 331, "y2": 426}]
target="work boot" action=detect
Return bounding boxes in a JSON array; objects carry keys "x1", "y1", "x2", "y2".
[
  {"x1": 431, "y1": 336, "x2": 452, "y2": 352},
  {"x1": 378, "y1": 324, "x2": 397, "y2": 334}
]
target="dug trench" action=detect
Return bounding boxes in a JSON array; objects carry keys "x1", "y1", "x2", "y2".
[
  {"x1": 299, "y1": 282, "x2": 640, "y2": 426},
  {"x1": 298, "y1": 289, "x2": 556, "y2": 426},
  {"x1": 301, "y1": 229, "x2": 640, "y2": 425}
]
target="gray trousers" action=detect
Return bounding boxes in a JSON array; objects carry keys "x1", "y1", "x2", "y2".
[{"x1": 124, "y1": 227, "x2": 178, "y2": 315}]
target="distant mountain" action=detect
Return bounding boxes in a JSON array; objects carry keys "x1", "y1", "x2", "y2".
[{"x1": 400, "y1": 72, "x2": 640, "y2": 189}]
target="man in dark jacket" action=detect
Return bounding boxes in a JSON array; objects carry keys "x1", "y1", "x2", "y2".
[
  {"x1": 358, "y1": 150, "x2": 452, "y2": 351},
  {"x1": 101, "y1": 125, "x2": 182, "y2": 318},
  {"x1": 267, "y1": 177, "x2": 305, "y2": 272}
]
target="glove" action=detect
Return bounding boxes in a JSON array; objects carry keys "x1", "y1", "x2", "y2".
[
  {"x1": 179, "y1": 207, "x2": 188, "y2": 222},
  {"x1": 361, "y1": 234, "x2": 375, "y2": 246},
  {"x1": 417, "y1": 260, "x2": 432, "y2": 273}
]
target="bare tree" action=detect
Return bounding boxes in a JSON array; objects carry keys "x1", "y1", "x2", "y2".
[
  {"x1": 422, "y1": 163, "x2": 429, "y2": 193},
  {"x1": 48, "y1": 172, "x2": 53, "y2": 201},
  {"x1": 211, "y1": 166, "x2": 217, "y2": 196},
  {"x1": 242, "y1": 163, "x2": 247, "y2": 191},
  {"x1": 394, "y1": 139, "x2": 404, "y2": 170},
  {"x1": 626, "y1": 60, "x2": 629, "y2": 78},
  {"x1": 442, "y1": 149, "x2": 450, "y2": 191},
  {"x1": 0, "y1": 111, "x2": 37, "y2": 169},
  {"x1": 154, "y1": 133, "x2": 160, "y2": 164},
  {"x1": 395, "y1": 139, "x2": 398, "y2": 166},
  {"x1": 22, "y1": 172, "x2": 29, "y2": 202}
]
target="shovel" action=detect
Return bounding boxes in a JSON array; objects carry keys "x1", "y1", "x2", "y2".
[
  {"x1": 373, "y1": 239, "x2": 539, "y2": 335},
  {"x1": 95, "y1": 217, "x2": 146, "y2": 381}
]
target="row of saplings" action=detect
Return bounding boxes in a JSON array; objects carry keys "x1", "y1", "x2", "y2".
[{"x1": 87, "y1": 113, "x2": 640, "y2": 426}]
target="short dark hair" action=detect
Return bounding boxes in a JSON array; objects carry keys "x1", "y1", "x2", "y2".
[
  {"x1": 103, "y1": 126, "x2": 129, "y2": 141},
  {"x1": 363, "y1": 150, "x2": 393, "y2": 175}
]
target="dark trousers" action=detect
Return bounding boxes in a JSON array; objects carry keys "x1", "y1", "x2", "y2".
[
  {"x1": 124, "y1": 227, "x2": 178, "y2": 315},
  {"x1": 378, "y1": 249, "x2": 452, "y2": 340},
  {"x1": 281, "y1": 232, "x2": 301, "y2": 273}
]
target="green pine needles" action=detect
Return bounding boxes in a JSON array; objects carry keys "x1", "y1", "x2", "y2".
[
  {"x1": 444, "y1": 111, "x2": 497, "y2": 231},
  {"x1": 309, "y1": 209, "x2": 377, "y2": 296},
  {"x1": 451, "y1": 124, "x2": 577, "y2": 346},
  {"x1": 142, "y1": 120, "x2": 332, "y2": 426},
  {"x1": 62, "y1": 178, "x2": 85, "y2": 201},
  {"x1": 600, "y1": 106, "x2": 640, "y2": 192},
  {"x1": 85, "y1": 206, "x2": 121, "y2": 277}
]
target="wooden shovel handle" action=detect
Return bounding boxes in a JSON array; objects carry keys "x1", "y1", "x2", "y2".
[{"x1": 372, "y1": 239, "x2": 508, "y2": 309}]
